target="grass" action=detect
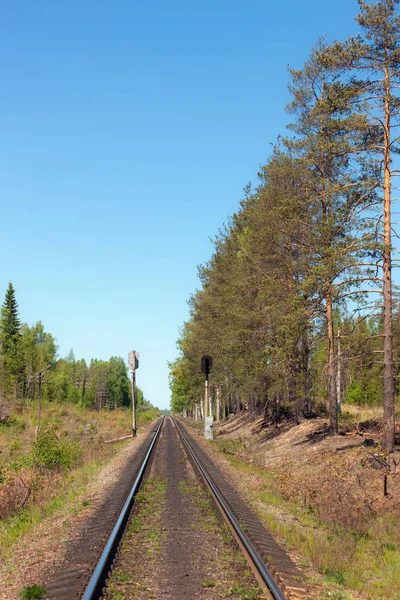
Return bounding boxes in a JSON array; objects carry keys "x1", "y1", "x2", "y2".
[
  {"x1": 201, "y1": 578, "x2": 216, "y2": 587},
  {"x1": 228, "y1": 587, "x2": 260, "y2": 600},
  {"x1": 178, "y1": 473, "x2": 263, "y2": 599},
  {"x1": 104, "y1": 476, "x2": 167, "y2": 598},
  {"x1": 1, "y1": 459, "x2": 105, "y2": 557},
  {"x1": 211, "y1": 427, "x2": 400, "y2": 600},
  {"x1": 0, "y1": 401, "x2": 161, "y2": 474},
  {"x1": 18, "y1": 585, "x2": 47, "y2": 599},
  {"x1": 0, "y1": 404, "x2": 160, "y2": 565},
  {"x1": 338, "y1": 403, "x2": 383, "y2": 425}
]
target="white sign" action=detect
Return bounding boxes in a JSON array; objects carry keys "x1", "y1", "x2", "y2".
[
  {"x1": 128, "y1": 350, "x2": 140, "y2": 371},
  {"x1": 128, "y1": 351, "x2": 136, "y2": 371}
]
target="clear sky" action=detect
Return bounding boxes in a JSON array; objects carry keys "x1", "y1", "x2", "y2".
[{"x1": 0, "y1": 1, "x2": 362, "y2": 409}]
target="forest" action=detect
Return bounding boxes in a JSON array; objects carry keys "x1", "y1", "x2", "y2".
[
  {"x1": 169, "y1": 0, "x2": 400, "y2": 450},
  {"x1": 0, "y1": 282, "x2": 147, "y2": 418}
]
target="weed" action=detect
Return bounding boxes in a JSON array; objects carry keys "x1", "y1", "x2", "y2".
[
  {"x1": 228, "y1": 586, "x2": 260, "y2": 599},
  {"x1": 383, "y1": 542, "x2": 397, "y2": 551},
  {"x1": 114, "y1": 570, "x2": 133, "y2": 583},
  {"x1": 319, "y1": 566, "x2": 346, "y2": 586},
  {"x1": 18, "y1": 584, "x2": 47, "y2": 599},
  {"x1": 6, "y1": 415, "x2": 27, "y2": 432},
  {"x1": 108, "y1": 587, "x2": 125, "y2": 600},
  {"x1": 9, "y1": 439, "x2": 22, "y2": 453},
  {"x1": 201, "y1": 578, "x2": 216, "y2": 587}
]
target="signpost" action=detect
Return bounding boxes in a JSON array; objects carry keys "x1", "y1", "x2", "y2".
[
  {"x1": 128, "y1": 351, "x2": 140, "y2": 437},
  {"x1": 201, "y1": 355, "x2": 213, "y2": 440}
]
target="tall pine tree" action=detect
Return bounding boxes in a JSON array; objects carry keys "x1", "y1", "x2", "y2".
[
  {"x1": 0, "y1": 282, "x2": 23, "y2": 400},
  {"x1": 322, "y1": 0, "x2": 400, "y2": 449}
]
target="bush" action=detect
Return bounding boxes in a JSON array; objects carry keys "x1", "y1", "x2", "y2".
[
  {"x1": 19, "y1": 585, "x2": 47, "y2": 600},
  {"x1": 345, "y1": 378, "x2": 381, "y2": 406},
  {"x1": 30, "y1": 429, "x2": 83, "y2": 470},
  {"x1": 0, "y1": 414, "x2": 26, "y2": 431},
  {"x1": 139, "y1": 408, "x2": 160, "y2": 422}
]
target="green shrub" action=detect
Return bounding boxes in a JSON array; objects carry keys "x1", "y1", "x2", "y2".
[
  {"x1": 139, "y1": 408, "x2": 161, "y2": 422},
  {"x1": 1, "y1": 414, "x2": 26, "y2": 431},
  {"x1": 30, "y1": 429, "x2": 83, "y2": 470},
  {"x1": 345, "y1": 378, "x2": 382, "y2": 406},
  {"x1": 19, "y1": 585, "x2": 47, "y2": 599},
  {"x1": 9, "y1": 439, "x2": 22, "y2": 453}
]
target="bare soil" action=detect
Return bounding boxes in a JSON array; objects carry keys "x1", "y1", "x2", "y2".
[{"x1": 214, "y1": 411, "x2": 400, "y2": 530}]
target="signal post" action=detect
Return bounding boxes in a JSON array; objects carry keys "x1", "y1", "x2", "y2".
[
  {"x1": 128, "y1": 350, "x2": 140, "y2": 437},
  {"x1": 201, "y1": 355, "x2": 213, "y2": 440}
]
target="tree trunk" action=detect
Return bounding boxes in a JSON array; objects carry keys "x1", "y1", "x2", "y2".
[
  {"x1": 382, "y1": 67, "x2": 395, "y2": 450},
  {"x1": 216, "y1": 386, "x2": 221, "y2": 422},
  {"x1": 304, "y1": 330, "x2": 312, "y2": 415},
  {"x1": 326, "y1": 292, "x2": 338, "y2": 435}
]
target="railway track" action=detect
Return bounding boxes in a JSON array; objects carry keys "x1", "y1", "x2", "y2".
[
  {"x1": 173, "y1": 419, "x2": 306, "y2": 600},
  {"x1": 46, "y1": 416, "x2": 306, "y2": 599},
  {"x1": 45, "y1": 418, "x2": 165, "y2": 600}
]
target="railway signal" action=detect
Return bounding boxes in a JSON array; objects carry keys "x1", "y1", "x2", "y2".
[
  {"x1": 128, "y1": 351, "x2": 140, "y2": 437},
  {"x1": 201, "y1": 355, "x2": 213, "y2": 440}
]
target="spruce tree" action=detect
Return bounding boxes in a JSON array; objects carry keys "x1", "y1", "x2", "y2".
[{"x1": 0, "y1": 282, "x2": 23, "y2": 399}]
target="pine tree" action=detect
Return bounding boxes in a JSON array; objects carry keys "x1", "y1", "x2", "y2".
[
  {"x1": 0, "y1": 282, "x2": 23, "y2": 400},
  {"x1": 285, "y1": 43, "x2": 372, "y2": 434},
  {"x1": 322, "y1": 0, "x2": 400, "y2": 449}
]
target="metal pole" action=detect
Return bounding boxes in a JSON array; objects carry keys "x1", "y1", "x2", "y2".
[
  {"x1": 36, "y1": 371, "x2": 42, "y2": 437},
  {"x1": 82, "y1": 378, "x2": 86, "y2": 406},
  {"x1": 131, "y1": 370, "x2": 137, "y2": 437},
  {"x1": 204, "y1": 379, "x2": 208, "y2": 420}
]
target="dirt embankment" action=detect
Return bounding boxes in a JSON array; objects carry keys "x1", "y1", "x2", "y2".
[{"x1": 214, "y1": 410, "x2": 400, "y2": 531}]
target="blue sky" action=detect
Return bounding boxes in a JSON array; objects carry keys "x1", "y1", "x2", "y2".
[{"x1": 0, "y1": 1, "x2": 362, "y2": 409}]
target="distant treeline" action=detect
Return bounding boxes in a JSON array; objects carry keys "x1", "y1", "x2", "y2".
[
  {"x1": 169, "y1": 0, "x2": 400, "y2": 450},
  {"x1": 0, "y1": 282, "x2": 149, "y2": 412}
]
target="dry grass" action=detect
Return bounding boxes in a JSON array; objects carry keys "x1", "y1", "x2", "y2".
[
  {"x1": 210, "y1": 408, "x2": 400, "y2": 600},
  {"x1": 0, "y1": 401, "x2": 160, "y2": 522},
  {"x1": 340, "y1": 403, "x2": 382, "y2": 423}
]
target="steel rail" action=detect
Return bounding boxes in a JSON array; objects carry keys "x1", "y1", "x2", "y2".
[
  {"x1": 174, "y1": 418, "x2": 287, "y2": 600},
  {"x1": 82, "y1": 416, "x2": 164, "y2": 600}
]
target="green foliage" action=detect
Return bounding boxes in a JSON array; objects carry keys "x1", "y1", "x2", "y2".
[
  {"x1": 0, "y1": 414, "x2": 26, "y2": 431},
  {"x1": 0, "y1": 282, "x2": 23, "y2": 398},
  {"x1": 18, "y1": 585, "x2": 47, "y2": 600},
  {"x1": 30, "y1": 429, "x2": 83, "y2": 470},
  {"x1": 319, "y1": 566, "x2": 346, "y2": 587},
  {"x1": 168, "y1": 3, "x2": 400, "y2": 440},
  {"x1": 81, "y1": 387, "x2": 96, "y2": 408},
  {"x1": 169, "y1": 357, "x2": 192, "y2": 412},
  {"x1": 1, "y1": 282, "x2": 21, "y2": 335},
  {"x1": 344, "y1": 376, "x2": 382, "y2": 407},
  {"x1": 139, "y1": 407, "x2": 160, "y2": 422},
  {"x1": 21, "y1": 321, "x2": 57, "y2": 381},
  {"x1": 107, "y1": 356, "x2": 130, "y2": 408}
]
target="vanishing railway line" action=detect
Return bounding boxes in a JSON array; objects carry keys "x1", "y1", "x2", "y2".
[{"x1": 45, "y1": 417, "x2": 306, "y2": 600}]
